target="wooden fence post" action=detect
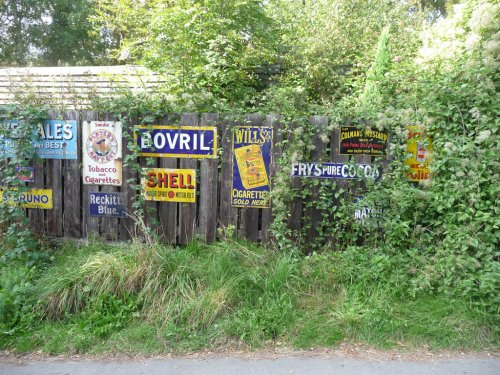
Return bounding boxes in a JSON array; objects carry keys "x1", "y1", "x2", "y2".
[
  {"x1": 46, "y1": 110, "x2": 63, "y2": 237},
  {"x1": 158, "y1": 113, "x2": 180, "y2": 245},
  {"x1": 178, "y1": 113, "x2": 198, "y2": 244},
  {"x1": 303, "y1": 115, "x2": 329, "y2": 251},
  {"x1": 82, "y1": 110, "x2": 99, "y2": 238},
  {"x1": 218, "y1": 115, "x2": 238, "y2": 233},
  {"x1": 62, "y1": 110, "x2": 81, "y2": 237},
  {"x1": 261, "y1": 113, "x2": 282, "y2": 245},
  {"x1": 199, "y1": 113, "x2": 219, "y2": 243}
]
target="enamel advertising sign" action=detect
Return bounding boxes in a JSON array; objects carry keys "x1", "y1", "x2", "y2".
[
  {"x1": 339, "y1": 126, "x2": 388, "y2": 156},
  {"x1": 232, "y1": 126, "x2": 273, "y2": 208},
  {"x1": 0, "y1": 120, "x2": 77, "y2": 159},
  {"x1": 405, "y1": 125, "x2": 432, "y2": 182},
  {"x1": 83, "y1": 121, "x2": 122, "y2": 186},
  {"x1": 89, "y1": 192, "x2": 127, "y2": 218},
  {"x1": 291, "y1": 162, "x2": 381, "y2": 180},
  {"x1": 16, "y1": 166, "x2": 35, "y2": 182},
  {"x1": 0, "y1": 188, "x2": 53, "y2": 209},
  {"x1": 135, "y1": 125, "x2": 217, "y2": 158},
  {"x1": 143, "y1": 168, "x2": 196, "y2": 203}
]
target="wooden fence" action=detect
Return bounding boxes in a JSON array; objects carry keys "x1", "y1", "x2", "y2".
[{"x1": 10, "y1": 111, "x2": 386, "y2": 245}]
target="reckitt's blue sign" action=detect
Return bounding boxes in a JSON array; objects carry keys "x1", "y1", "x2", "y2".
[
  {"x1": 89, "y1": 192, "x2": 127, "y2": 218},
  {"x1": 135, "y1": 125, "x2": 217, "y2": 158},
  {"x1": 0, "y1": 120, "x2": 78, "y2": 159}
]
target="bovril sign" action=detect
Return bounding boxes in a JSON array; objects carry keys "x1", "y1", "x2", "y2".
[{"x1": 135, "y1": 125, "x2": 217, "y2": 158}]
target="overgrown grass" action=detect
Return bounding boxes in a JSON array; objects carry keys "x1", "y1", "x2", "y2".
[{"x1": 0, "y1": 239, "x2": 497, "y2": 354}]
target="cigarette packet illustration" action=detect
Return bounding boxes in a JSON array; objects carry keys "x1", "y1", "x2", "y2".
[{"x1": 234, "y1": 144, "x2": 269, "y2": 189}]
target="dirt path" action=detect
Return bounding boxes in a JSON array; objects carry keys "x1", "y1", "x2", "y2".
[{"x1": 1, "y1": 348, "x2": 499, "y2": 375}]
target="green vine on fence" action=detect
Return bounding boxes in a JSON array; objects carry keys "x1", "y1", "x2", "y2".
[{"x1": 0, "y1": 104, "x2": 49, "y2": 265}]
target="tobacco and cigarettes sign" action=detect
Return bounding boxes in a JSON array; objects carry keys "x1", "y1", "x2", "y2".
[
  {"x1": 339, "y1": 126, "x2": 388, "y2": 156},
  {"x1": 232, "y1": 126, "x2": 273, "y2": 208},
  {"x1": 291, "y1": 162, "x2": 381, "y2": 180},
  {"x1": 0, "y1": 188, "x2": 53, "y2": 209},
  {"x1": 143, "y1": 168, "x2": 196, "y2": 203},
  {"x1": 83, "y1": 121, "x2": 122, "y2": 186},
  {"x1": 0, "y1": 120, "x2": 78, "y2": 159},
  {"x1": 405, "y1": 125, "x2": 432, "y2": 182},
  {"x1": 135, "y1": 125, "x2": 217, "y2": 158}
]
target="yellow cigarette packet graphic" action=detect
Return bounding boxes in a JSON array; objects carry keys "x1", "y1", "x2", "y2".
[{"x1": 234, "y1": 144, "x2": 269, "y2": 189}]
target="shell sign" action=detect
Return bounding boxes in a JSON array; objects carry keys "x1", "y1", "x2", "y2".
[{"x1": 142, "y1": 168, "x2": 196, "y2": 203}]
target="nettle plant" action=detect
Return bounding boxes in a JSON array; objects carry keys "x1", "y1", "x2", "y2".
[{"x1": 0, "y1": 104, "x2": 48, "y2": 263}]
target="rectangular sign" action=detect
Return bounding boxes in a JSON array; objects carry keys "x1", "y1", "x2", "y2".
[
  {"x1": 339, "y1": 126, "x2": 388, "y2": 156},
  {"x1": 232, "y1": 126, "x2": 273, "y2": 208},
  {"x1": 16, "y1": 166, "x2": 35, "y2": 182},
  {"x1": 0, "y1": 188, "x2": 53, "y2": 209},
  {"x1": 89, "y1": 192, "x2": 127, "y2": 218},
  {"x1": 83, "y1": 121, "x2": 122, "y2": 186},
  {"x1": 405, "y1": 125, "x2": 432, "y2": 182},
  {"x1": 143, "y1": 168, "x2": 196, "y2": 203},
  {"x1": 0, "y1": 120, "x2": 78, "y2": 159},
  {"x1": 135, "y1": 125, "x2": 217, "y2": 158},
  {"x1": 354, "y1": 196, "x2": 384, "y2": 222},
  {"x1": 291, "y1": 162, "x2": 381, "y2": 180}
]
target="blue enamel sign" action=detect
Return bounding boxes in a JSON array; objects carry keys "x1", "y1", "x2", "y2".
[
  {"x1": 232, "y1": 126, "x2": 273, "y2": 208},
  {"x1": 1, "y1": 120, "x2": 78, "y2": 159},
  {"x1": 89, "y1": 192, "x2": 127, "y2": 218},
  {"x1": 291, "y1": 162, "x2": 381, "y2": 180},
  {"x1": 135, "y1": 125, "x2": 217, "y2": 158}
]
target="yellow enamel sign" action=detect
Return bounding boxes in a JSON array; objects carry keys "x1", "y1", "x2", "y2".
[
  {"x1": 405, "y1": 126, "x2": 432, "y2": 182},
  {"x1": 234, "y1": 144, "x2": 269, "y2": 190},
  {"x1": 0, "y1": 188, "x2": 53, "y2": 209},
  {"x1": 142, "y1": 168, "x2": 196, "y2": 203}
]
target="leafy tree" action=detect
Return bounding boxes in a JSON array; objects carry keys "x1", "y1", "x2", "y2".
[
  {"x1": 93, "y1": 0, "x2": 280, "y2": 105},
  {"x1": 0, "y1": 0, "x2": 116, "y2": 66},
  {"x1": 0, "y1": 0, "x2": 48, "y2": 65}
]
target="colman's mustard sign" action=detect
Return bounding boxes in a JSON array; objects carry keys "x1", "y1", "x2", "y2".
[
  {"x1": 143, "y1": 168, "x2": 196, "y2": 203},
  {"x1": 0, "y1": 188, "x2": 53, "y2": 209}
]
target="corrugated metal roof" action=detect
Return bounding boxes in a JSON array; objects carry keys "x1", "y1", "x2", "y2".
[{"x1": 0, "y1": 65, "x2": 168, "y2": 108}]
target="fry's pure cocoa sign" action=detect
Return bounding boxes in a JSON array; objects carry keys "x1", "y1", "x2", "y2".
[
  {"x1": 143, "y1": 168, "x2": 196, "y2": 203},
  {"x1": 83, "y1": 121, "x2": 122, "y2": 186},
  {"x1": 291, "y1": 162, "x2": 381, "y2": 180}
]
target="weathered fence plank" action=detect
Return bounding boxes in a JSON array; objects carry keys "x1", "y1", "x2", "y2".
[
  {"x1": 28, "y1": 158, "x2": 45, "y2": 235},
  {"x1": 158, "y1": 114, "x2": 180, "y2": 244},
  {"x1": 288, "y1": 121, "x2": 303, "y2": 235},
  {"x1": 303, "y1": 116, "x2": 329, "y2": 249},
  {"x1": 81, "y1": 110, "x2": 99, "y2": 237},
  {"x1": 46, "y1": 111, "x2": 63, "y2": 237},
  {"x1": 218, "y1": 116, "x2": 237, "y2": 232},
  {"x1": 100, "y1": 112, "x2": 120, "y2": 240},
  {"x1": 199, "y1": 113, "x2": 219, "y2": 243},
  {"x1": 179, "y1": 113, "x2": 198, "y2": 244},
  {"x1": 62, "y1": 110, "x2": 81, "y2": 237},
  {"x1": 261, "y1": 114, "x2": 282, "y2": 244},
  {"x1": 121, "y1": 114, "x2": 138, "y2": 240},
  {"x1": 239, "y1": 114, "x2": 263, "y2": 242}
]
